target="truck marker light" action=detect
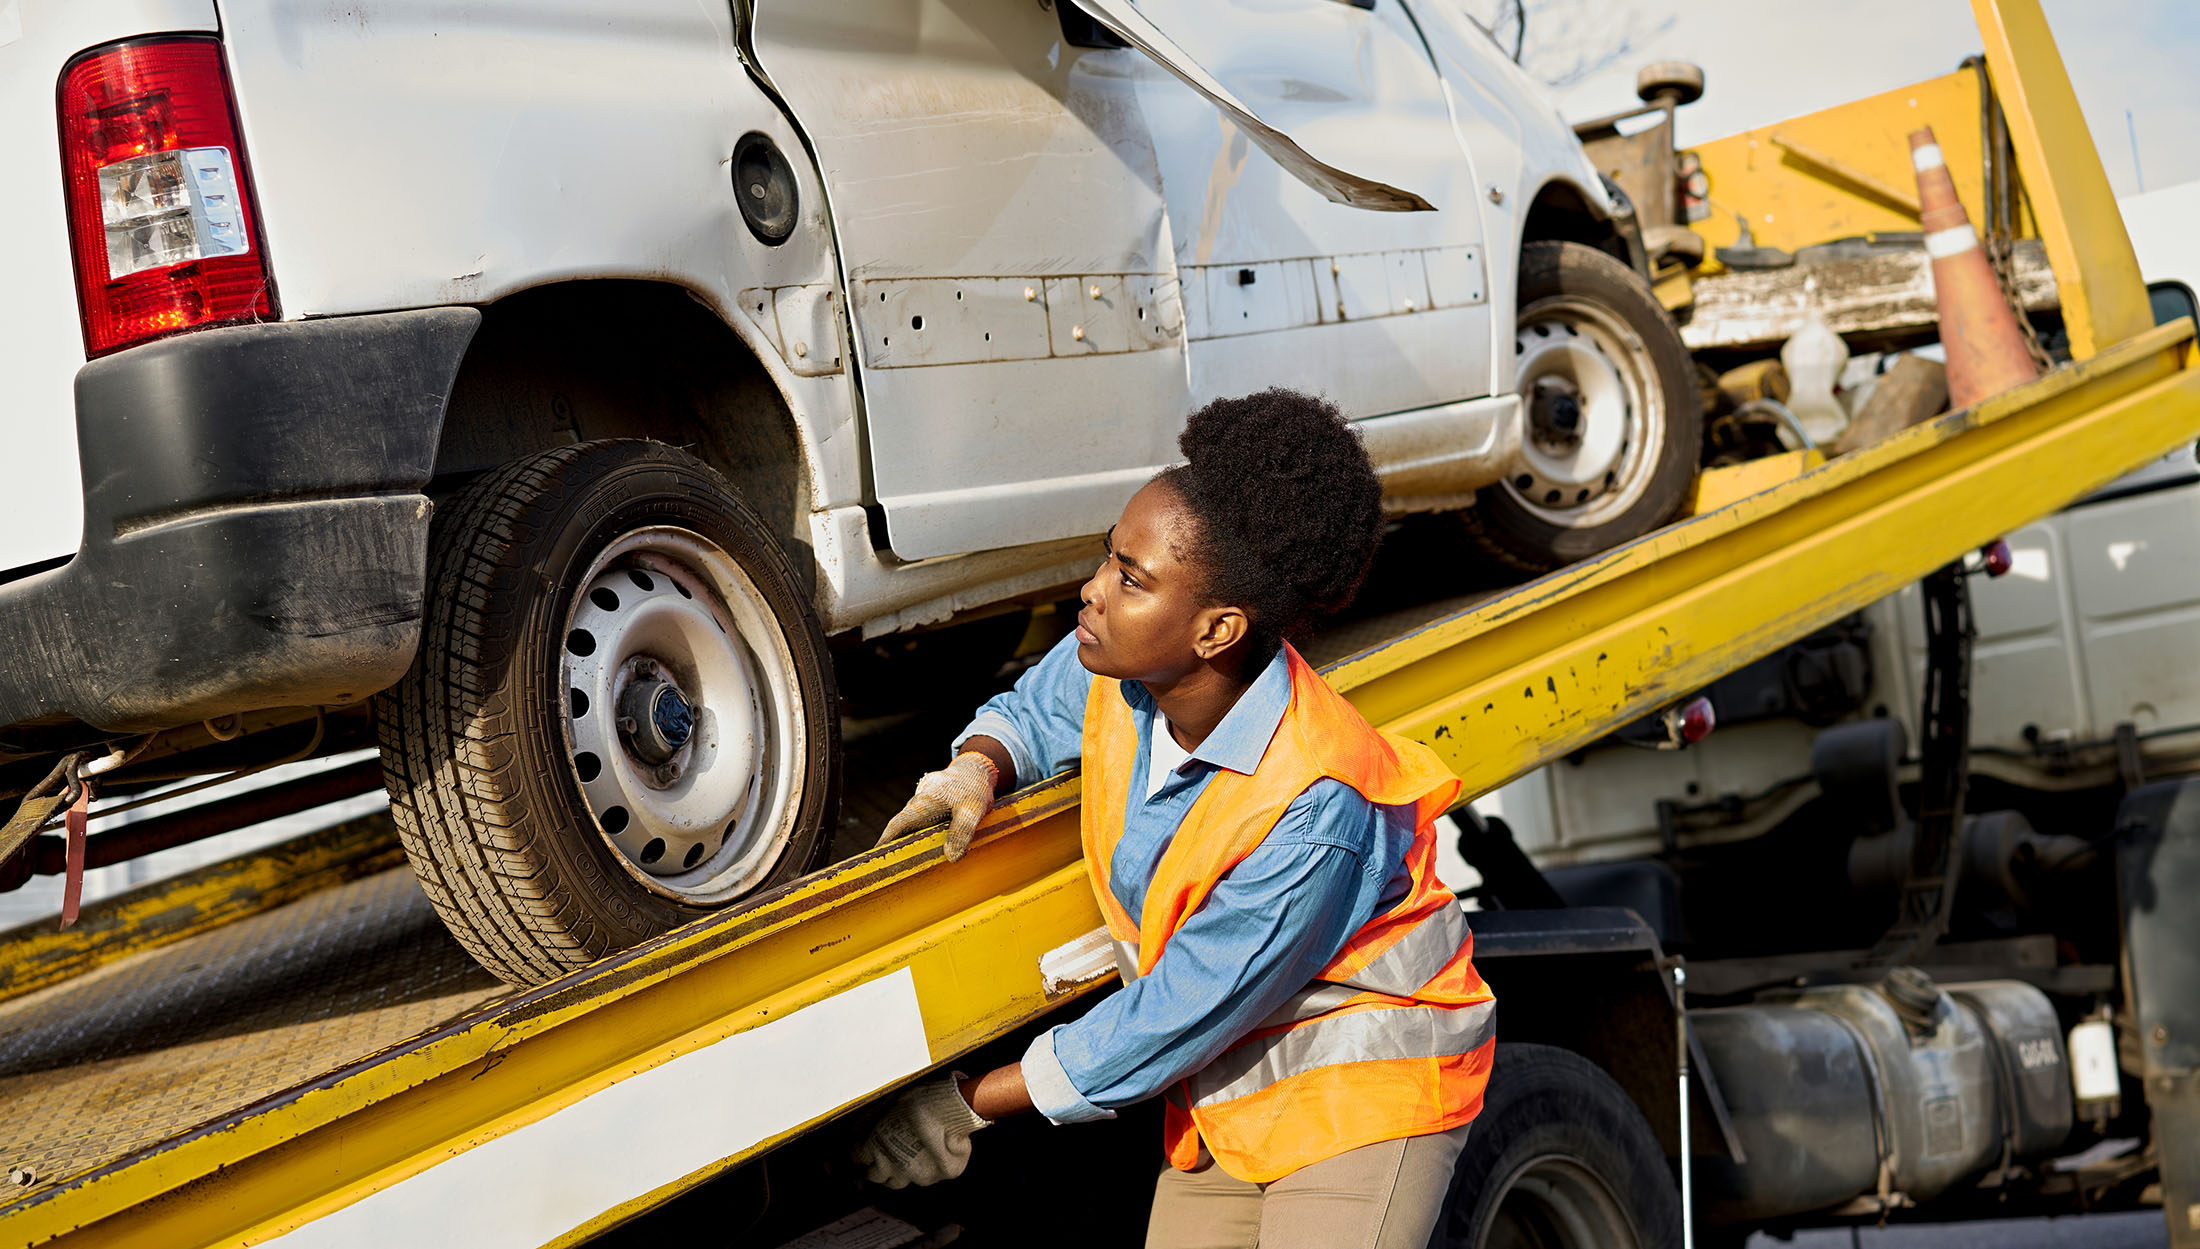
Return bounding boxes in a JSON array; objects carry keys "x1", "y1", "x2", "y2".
[
  {"x1": 1678, "y1": 696, "x2": 1715, "y2": 744},
  {"x1": 59, "y1": 38, "x2": 275, "y2": 357},
  {"x1": 1657, "y1": 695, "x2": 1716, "y2": 748},
  {"x1": 1980, "y1": 538, "x2": 2014, "y2": 578}
]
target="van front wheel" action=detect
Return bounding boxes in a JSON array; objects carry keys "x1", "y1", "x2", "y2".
[{"x1": 1459, "y1": 241, "x2": 1700, "y2": 573}]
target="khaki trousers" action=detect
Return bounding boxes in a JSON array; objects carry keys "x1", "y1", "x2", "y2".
[{"x1": 1143, "y1": 1126, "x2": 1471, "y2": 1249}]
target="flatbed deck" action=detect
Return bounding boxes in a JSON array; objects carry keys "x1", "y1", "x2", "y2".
[{"x1": 0, "y1": 552, "x2": 1496, "y2": 1211}]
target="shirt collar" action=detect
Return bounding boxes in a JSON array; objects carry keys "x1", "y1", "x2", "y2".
[{"x1": 1117, "y1": 645, "x2": 1293, "y2": 776}]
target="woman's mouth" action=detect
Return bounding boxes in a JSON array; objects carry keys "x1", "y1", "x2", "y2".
[{"x1": 1074, "y1": 612, "x2": 1098, "y2": 645}]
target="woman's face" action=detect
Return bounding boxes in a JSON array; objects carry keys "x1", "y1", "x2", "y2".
[{"x1": 1075, "y1": 480, "x2": 1245, "y2": 685}]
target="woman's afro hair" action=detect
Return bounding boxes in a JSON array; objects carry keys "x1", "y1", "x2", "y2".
[{"x1": 1156, "y1": 388, "x2": 1384, "y2": 666}]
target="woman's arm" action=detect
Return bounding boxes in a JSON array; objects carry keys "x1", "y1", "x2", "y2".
[
  {"x1": 958, "y1": 1064, "x2": 1035, "y2": 1120},
  {"x1": 953, "y1": 735, "x2": 1017, "y2": 796},
  {"x1": 878, "y1": 632, "x2": 1094, "y2": 857}
]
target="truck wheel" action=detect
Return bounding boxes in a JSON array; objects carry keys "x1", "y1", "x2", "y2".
[
  {"x1": 1459, "y1": 241, "x2": 1700, "y2": 573},
  {"x1": 376, "y1": 440, "x2": 839, "y2": 985},
  {"x1": 1431, "y1": 1043, "x2": 1681, "y2": 1249}
]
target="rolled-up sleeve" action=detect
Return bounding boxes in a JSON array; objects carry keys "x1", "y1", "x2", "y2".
[
  {"x1": 1026, "y1": 783, "x2": 1397, "y2": 1119},
  {"x1": 955, "y1": 631, "x2": 1093, "y2": 786},
  {"x1": 1022, "y1": 1024, "x2": 1115, "y2": 1124}
]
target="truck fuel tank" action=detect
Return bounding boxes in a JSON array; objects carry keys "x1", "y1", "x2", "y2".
[{"x1": 1693, "y1": 972, "x2": 2071, "y2": 1225}]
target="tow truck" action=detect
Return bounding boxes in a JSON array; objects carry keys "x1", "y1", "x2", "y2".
[{"x1": 2, "y1": 3, "x2": 2195, "y2": 1247}]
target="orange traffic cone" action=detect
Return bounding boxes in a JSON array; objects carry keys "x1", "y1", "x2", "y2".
[{"x1": 1910, "y1": 126, "x2": 2040, "y2": 409}]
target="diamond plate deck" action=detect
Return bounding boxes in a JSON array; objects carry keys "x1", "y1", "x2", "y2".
[{"x1": 0, "y1": 867, "x2": 503, "y2": 1197}]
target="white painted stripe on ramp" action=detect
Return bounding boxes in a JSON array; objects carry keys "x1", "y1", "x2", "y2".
[{"x1": 269, "y1": 967, "x2": 931, "y2": 1248}]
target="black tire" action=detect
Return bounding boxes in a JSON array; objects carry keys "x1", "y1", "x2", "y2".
[
  {"x1": 1459, "y1": 241, "x2": 1701, "y2": 573},
  {"x1": 1431, "y1": 1043, "x2": 1682, "y2": 1249},
  {"x1": 376, "y1": 440, "x2": 840, "y2": 985}
]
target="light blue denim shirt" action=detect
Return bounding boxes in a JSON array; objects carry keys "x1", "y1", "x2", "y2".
[{"x1": 957, "y1": 632, "x2": 1415, "y2": 1125}]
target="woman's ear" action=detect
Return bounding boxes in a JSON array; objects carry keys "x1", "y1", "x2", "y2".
[{"x1": 1192, "y1": 605, "x2": 1250, "y2": 661}]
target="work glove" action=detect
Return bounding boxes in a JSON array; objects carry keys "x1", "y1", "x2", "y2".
[
  {"x1": 877, "y1": 751, "x2": 998, "y2": 861},
  {"x1": 853, "y1": 1072, "x2": 992, "y2": 1189}
]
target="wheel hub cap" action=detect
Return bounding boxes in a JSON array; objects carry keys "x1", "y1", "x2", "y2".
[
  {"x1": 1501, "y1": 297, "x2": 1665, "y2": 529},
  {"x1": 1518, "y1": 332, "x2": 1627, "y2": 492},
  {"x1": 1480, "y1": 1154, "x2": 1642, "y2": 1249},
  {"x1": 558, "y1": 528, "x2": 805, "y2": 900},
  {"x1": 619, "y1": 671, "x2": 695, "y2": 767},
  {"x1": 1530, "y1": 376, "x2": 1586, "y2": 445}
]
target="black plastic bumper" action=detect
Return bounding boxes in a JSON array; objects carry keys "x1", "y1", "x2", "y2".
[{"x1": 0, "y1": 308, "x2": 480, "y2": 743}]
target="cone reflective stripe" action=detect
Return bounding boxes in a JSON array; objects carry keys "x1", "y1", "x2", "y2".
[{"x1": 1911, "y1": 125, "x2": 2041, "y2": 409}]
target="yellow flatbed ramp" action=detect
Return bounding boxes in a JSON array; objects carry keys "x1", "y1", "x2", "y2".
[{"x1": 0, "y1": 313, "x2": 2194, "y2": 1249}]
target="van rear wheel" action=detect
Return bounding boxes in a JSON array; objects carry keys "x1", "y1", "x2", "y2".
[{"x1": 375, "y1": 440, "x2": 839, "y2": 986}]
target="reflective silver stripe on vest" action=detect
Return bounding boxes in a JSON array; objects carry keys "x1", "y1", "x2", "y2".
[
  {"x1": 1339, "y1": 901, "x2": 1470, "y2": 997},
  {"x1": 1257, "y1": 982, "x2": 1363, "y2": 1029},
  {"x1": 1114, "y1": 938, "x2": 1142, "y2": 982},
  {"x1": 1191, "y1": 998, "x2": 1497, "y2": 1108},
  {"x1": 1254, "y1": 904, "x2": 1472, "y2": 1028}
]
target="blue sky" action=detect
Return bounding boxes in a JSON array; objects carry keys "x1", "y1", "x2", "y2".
[{"x1": 1547, "y1": 0, "x2": 2200, "y2": 198}]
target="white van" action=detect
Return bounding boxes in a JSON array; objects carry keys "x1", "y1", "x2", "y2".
[{"x1": 0, "y1": 1, "x2": 1700, "y2": 982}]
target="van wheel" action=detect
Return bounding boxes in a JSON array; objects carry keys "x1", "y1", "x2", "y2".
[
  {"x1": 375, "y1": 440, "x2": 839, "y2": 986},
  {"x1": 1431, "y1": 1043, "x2": 1681, "y2": 1249},
  {"x1": 1459, "y1": 241, "x2": 1700, "y2": 573}
]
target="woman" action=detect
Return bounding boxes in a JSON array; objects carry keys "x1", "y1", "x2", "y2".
[{"x1": 858, "y1": 389, "x2": 1496, "y2": 1248}]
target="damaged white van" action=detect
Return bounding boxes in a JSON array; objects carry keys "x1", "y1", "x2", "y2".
[{"x1": 0, "y1": 0, "x2": 1696, "y2": 982}]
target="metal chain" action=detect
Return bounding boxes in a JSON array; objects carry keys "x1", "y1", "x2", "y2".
[{"x1": 1973, "y1": 58, "x2": 2056, "y2": 371}]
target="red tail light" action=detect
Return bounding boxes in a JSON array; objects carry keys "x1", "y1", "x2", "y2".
[{"x1": 58, "y1": 38, "x2": 275, "y2": 357}]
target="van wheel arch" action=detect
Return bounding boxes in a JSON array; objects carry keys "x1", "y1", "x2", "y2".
[{"x1": 430, "y1": 280, "x2": 819, "y2": 597}]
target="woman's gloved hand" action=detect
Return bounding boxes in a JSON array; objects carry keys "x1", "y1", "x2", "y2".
[
  {"x1": 877, "y1": 751, "x2": 999, "y2": 861},
  {"x1": 853, "y1": 1072, "x2": 992, "y2": 1188}
]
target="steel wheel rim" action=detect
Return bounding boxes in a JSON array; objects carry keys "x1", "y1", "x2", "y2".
[
  {"x1": 1504, "y1": 295, "x2": 1666, "y2": 528},
  {"x1": 558, "y1": 526, "x2": 806, "y2": 905},
  {"x1": 1475, "y1": 1153, "x2": 1642, "y2": 1249}
]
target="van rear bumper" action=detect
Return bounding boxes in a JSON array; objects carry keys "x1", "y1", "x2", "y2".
[{"x1": 0, "y1": 308, "x2": 480, "y2": 747}]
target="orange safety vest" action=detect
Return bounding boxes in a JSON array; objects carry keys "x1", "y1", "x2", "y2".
[{"x1": 1080, "y1": 644, "x2": 1496, "y2": 1183}]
